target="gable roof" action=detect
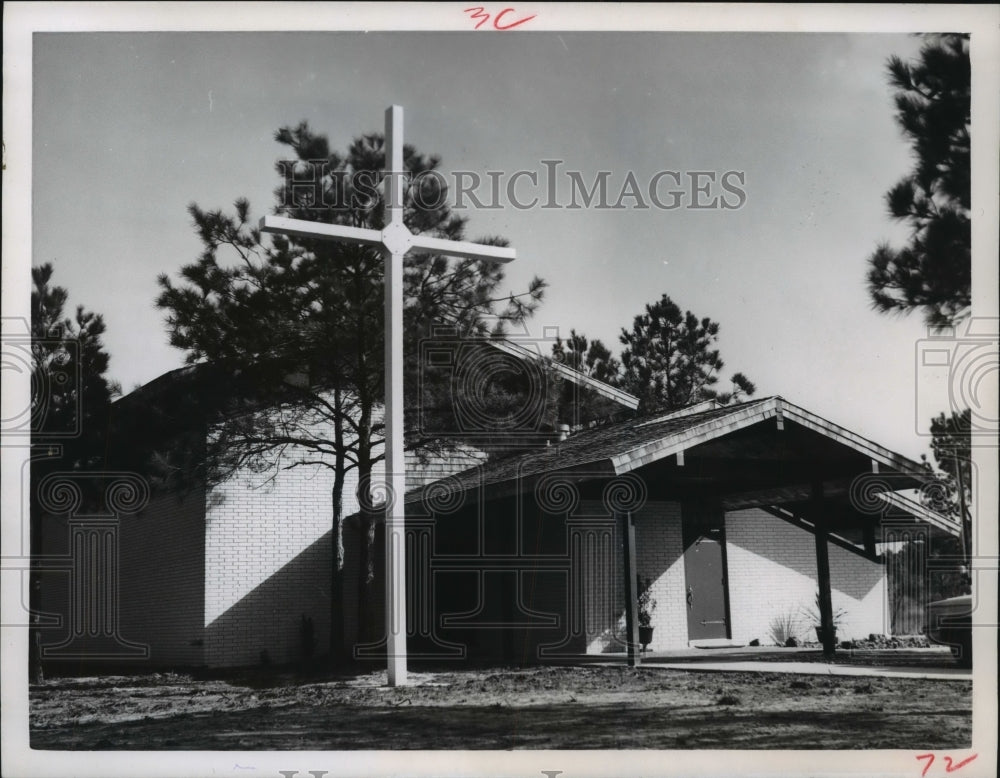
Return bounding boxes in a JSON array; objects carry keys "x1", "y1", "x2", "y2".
[
  {"x1": 117, "y1": 333, "x2": 639, "y2": 418},
  {"x1": 404, "y1": 396, "x2": 959, "y2": 538},
  {"x1": 405, "y1": 397, "x2": 773, "y2": 498},
  {"x1": 486, "y1": 338, "x2": 638, "y2": 410}
]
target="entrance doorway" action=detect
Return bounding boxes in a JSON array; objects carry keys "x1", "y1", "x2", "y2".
[{"x1": 682, "y1": 501, "x2": 731, "y2": 641}]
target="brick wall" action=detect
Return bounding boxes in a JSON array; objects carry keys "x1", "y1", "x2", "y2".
[
  {"x1": 118, "y1": 488, "x2": 207, "y2": 666},
  {"x1": 37, "y1": 485, "x2": 206, "y2": 669},
  {"x1": 340, "y1": 446, "x2": 491, "y2": 656},
  {"x1": 725, "y1": 508, "x2": 888, "y2": 644},
  {"x1": 203, "y1": 453, "x2": 335, "y2": 667},
  {"x1": 634, "y1": 501, "x2": 687, "y2": 650},
  {"x1": 580, "y1": 503, "x2": 887, "y2": 652},
  {"x1": 581, "y1": 500, "x2": 686, "y2": 653}
]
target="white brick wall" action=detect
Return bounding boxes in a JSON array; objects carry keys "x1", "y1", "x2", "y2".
[
  {"x1": 204, "y1": 450, "x2": 335, "y2": 667},
  {"x1": 635, "y1": 502, "x2": 688, "y2": 650},
  {"x1": 200, "y1": 398, "x2": 489, "y2": 665},
  {"x1": 725, "y1": 508, "x2": 888, "y2": 644},
  {"x1": 581, "y1": 503, "x2": 888, "y2": 653},
  {"x1": 582, "y1": 500, "x2": 687, "y2": 653}
]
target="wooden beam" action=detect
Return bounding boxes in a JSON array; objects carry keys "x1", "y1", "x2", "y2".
[
  {"x1": 720, "y1": 478, "x2": 855, "y2": 511},
  {"x1": 812, "y1": 481, "x2": 836, "y2": 659},
  {"x1": 409, "y1": 233, "x2": 516, "y2": 262},
  {"x1": 620, "y1": 512, "x2": 641, "y2": 667},
  {"x1": 779, "y1": 402, "x2": 927, "y2": 482},
  {"x1": 610, "y1": 400, "x2": 776, "y2": 473},
  {"x1": 863, "y1": 524, "x2": 877, "y2": 557},
  {"x1": 761, "y1": 506, "x2": 881, "y2": 563},
  {"x1": 486, "y1": 338, "x2": 639, "y2": 410},
  {"x1": 259, "y1": 214, "x2": 384, "y2": 247},
  {"x1": 875, "y1": 491, "x2": 961, "y2": 536}
]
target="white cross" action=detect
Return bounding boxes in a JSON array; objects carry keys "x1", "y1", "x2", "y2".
[{"x1": 260, "y1": 105, "x2": 516, "y2": 686}]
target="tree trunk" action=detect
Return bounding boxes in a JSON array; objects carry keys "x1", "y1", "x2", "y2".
[
  {"x1": 326, "y1": 387, "x2": 348, "y2": 664},
  {"x1": 329, "y1": 462, "x2": 346, "y2": 663},
  {"x1": 355, "y1": 396, "x2": 376, "y2": 646}
]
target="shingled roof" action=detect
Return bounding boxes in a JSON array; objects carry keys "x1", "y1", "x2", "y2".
[{"x1": 404, "y1": 396, "x2": 944, "y2": 512}]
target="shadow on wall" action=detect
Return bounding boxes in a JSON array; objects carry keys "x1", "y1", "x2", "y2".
[
  {"x1": 725, "y1": 509, "x2": 886, "y2": 642},
  {"x1": 35, "y1": 486, "x2": 206, "y2": 672},
  {"x1": 205, "y1": 530, "x2": 333, "y2": 667},
  {"x1": 344, "y1": 495, "x2": 590, "y2": 665}
]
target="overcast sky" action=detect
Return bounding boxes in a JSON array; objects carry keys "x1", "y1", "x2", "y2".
[{"x1": 27, "y1": 27, "x2": 969, "y2": 461}]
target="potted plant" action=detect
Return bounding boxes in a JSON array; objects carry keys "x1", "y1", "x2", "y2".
[
  {"x1": 637, "y1": 575, "x2": 657, "y2": 651},
  {"x1": 804, "y1": 591, "x2": 846, "y2": 649}
]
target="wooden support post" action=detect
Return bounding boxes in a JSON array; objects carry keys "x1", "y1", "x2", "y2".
[
  {"x1": 620, "y1": 511, "x2": 641, "y2": 667},
  {"x1": 863, "y1": 523, "x2": 877, "y2": 558},
  {"x1": 812, "y1": 481, "x2": 836, "y2": 659}
]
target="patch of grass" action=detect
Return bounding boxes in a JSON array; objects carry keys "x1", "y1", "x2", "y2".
[{"x1": 789, "y1": 679, "x2": 811, "y2": 690}]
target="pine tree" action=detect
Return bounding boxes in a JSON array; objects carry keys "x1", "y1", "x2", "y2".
[
  {"x1": 156, "y1": 123, "x2": 546, "y2": 654},
  {"x1": 866, "y1": 34, "x2": 971, "y2": 327},
  {"x1": 550, "y1": 329, "x2": 625, "y2": 427},
  {"x1": 618, "y1": 294, "x2": 755, "y2": 414},
  {"x1": 30, "y1": 263, "x2": 120, "y2": 682}
]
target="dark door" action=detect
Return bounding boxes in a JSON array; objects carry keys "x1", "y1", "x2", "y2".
[{"x1": 682, "y1": 502, "x2": 730, "y2": 641}]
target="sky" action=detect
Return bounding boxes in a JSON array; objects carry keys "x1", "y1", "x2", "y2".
[{"x1": 21, "y1": 25, "x2": 973, "y2": 462}]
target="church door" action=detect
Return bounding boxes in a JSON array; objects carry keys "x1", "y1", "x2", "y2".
[{"x1": 682, "y1": 502, "x2": 731, "y2": 641}]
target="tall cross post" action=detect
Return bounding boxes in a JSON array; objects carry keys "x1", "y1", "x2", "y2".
[{"x1": 261, "y1": 105, "x2": 516, "y2": 686}]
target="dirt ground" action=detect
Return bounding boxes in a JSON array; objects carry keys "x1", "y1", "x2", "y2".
[{"x1": 30, "y1": 653, "x2": 971, "y2": 750}]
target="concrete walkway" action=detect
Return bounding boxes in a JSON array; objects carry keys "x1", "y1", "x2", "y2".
[
  {"x1": 570, "y1": 647, "x2": 971, "y2": 681},
  {"x1": 649, "y1": 659, "x2": 969, "y2": 681}
]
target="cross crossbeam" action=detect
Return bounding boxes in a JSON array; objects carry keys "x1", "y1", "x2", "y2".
[{"x1": 260, "y1": 105, "x2": 516, "y2": 686}]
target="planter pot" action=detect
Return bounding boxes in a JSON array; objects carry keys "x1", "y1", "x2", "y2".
[
  {"x1": 638, "y1": 625, "x2": 654, "y2": 651},
  {"x1": 815, "y1": 625, "x2": 837, "y2": 645}
]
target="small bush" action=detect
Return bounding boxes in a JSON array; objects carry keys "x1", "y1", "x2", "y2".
[
  {"x1": 716, "y1": 693, "x2": 742, "y2": 706},
  {"x1": 769, "y1": 610, "x2": 802, "y2": 646}
]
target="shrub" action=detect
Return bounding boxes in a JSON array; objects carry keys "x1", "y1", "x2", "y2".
[
  {"x1": 768, "y1": 610, "x2": 802, "y2": 646},
  {"x1": 802, "y1": 591, "x2": 848, "y2": 632}
]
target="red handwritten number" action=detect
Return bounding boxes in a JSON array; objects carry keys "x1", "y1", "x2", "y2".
[
  {"x1": 944, "y1": 754, "x2": 978, "y2": 773},
  {"x1": 464, "y1": 6, "x2": 491, "y2": 29},
  {"x1": 464, "y1": 7, "x2": 536, "y2": 30},
  {"x1": 917, "y1": 753, "x2": 978, "y2": 776}
]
